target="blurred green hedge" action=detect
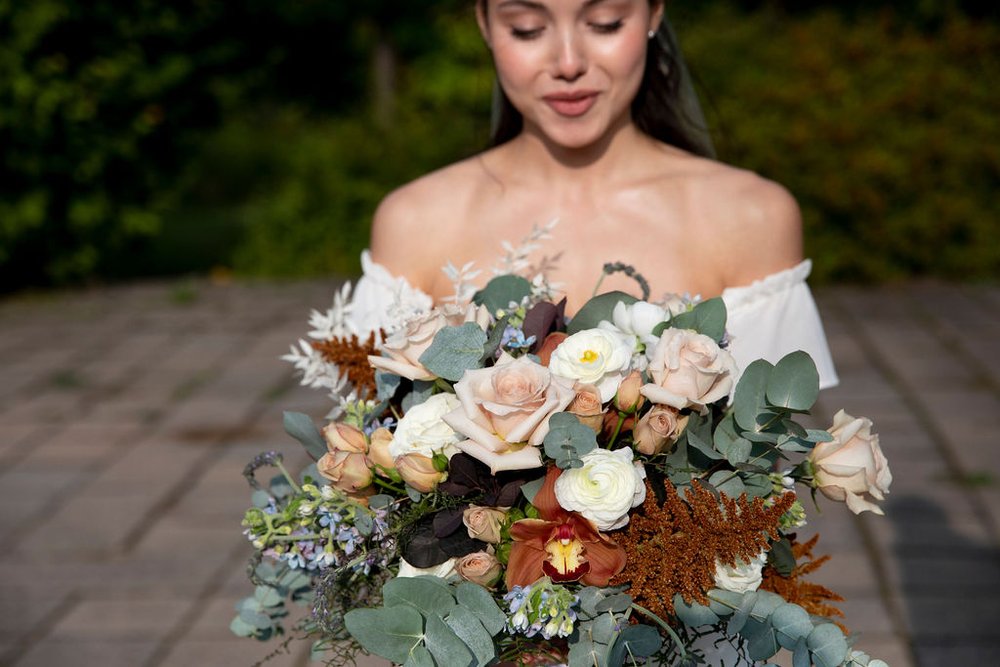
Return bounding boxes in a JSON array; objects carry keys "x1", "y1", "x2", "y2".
[{"x1": 683, "y1": 6, "x2": 1000, "y2": 282}]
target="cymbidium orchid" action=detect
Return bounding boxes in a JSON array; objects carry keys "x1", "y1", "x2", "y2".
[{"x1": 506, "y1": 467, "x2": 626, "y2": 589}]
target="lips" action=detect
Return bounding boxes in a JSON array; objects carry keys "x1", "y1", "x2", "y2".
[{"x1": 543, "y1": 91, "x2": 599, "y2": 118}]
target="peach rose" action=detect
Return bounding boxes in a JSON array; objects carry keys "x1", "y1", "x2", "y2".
[
  {"x1": 455, "y1": 551, "x2": 503, "y2": 588},
  {"x1": 322, "y1": 422, "x2": 367, "y2": 454},
  {"x1": 443, "y1": 354, "x2": 575, "y2": 473},
  {"x1": 633, "y1": 405, "x2": 688, "y2": 456},
  {"x1": 318, "y1": 450, "x2": 373, "y2": 493},
  {"x1": 641, "y1": 328, "x2": 737, "y2": 413},
  {"x1": 369, "y1": 304, "x2": 490, "y2": 381},
  {"x1": 463, "y1": 506, "x2": 509, "y2": 544},
  {"x1": 567, "y1": 383, "x2": 605, "y2": 433},
  {"x1": 395, "y1": 453, "x2": 445, "y2": 493},
  {"x1": 811, "y1": 410, "x2": 892, "y2": 515}
]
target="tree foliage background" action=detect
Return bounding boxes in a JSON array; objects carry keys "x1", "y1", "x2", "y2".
[{"x1": 1, "y1": 0, "x2": 997, "y2": 291}]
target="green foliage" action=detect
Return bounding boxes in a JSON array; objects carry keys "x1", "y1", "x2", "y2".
[
  {"x1": 566, "y1": 291, "x2": 638, "y2": 335},
  {"x1": 283, "y1": 411, "x2": 328, "y2": 462},
  {"x1": 681, "y1": 5, "x2": 1000, "y2": 282},
  {"x1": 418, "y1": 323, "x2": 489, "y2": 382},
  {"x1": 474, "y1": 275, "x2": 533, "y2": 314},
  {"x1": 543, "y1": 413, "x2": 599, "y2": 469}
]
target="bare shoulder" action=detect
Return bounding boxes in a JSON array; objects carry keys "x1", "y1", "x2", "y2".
[
  {"x1": 369, "y1": 156, "x2": 485, "y2": 288},
  {"x1": 684, "y1": 160, "x2": 803, "y2": 286}
]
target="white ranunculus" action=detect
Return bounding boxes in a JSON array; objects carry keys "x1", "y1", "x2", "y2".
[
  {"x1": 713, "y1": 551, "x2": 768, "y2": 594},
  {"x1": 600, "y1": 301, "x2": 669, "y2": 352},
  {"x1": 397, "y1": 557, "x2": 458, "y2": 580},
  {"x1": 548, "y1": 328, "x2": 632, "y2": 402},
  {"x1": 390, "y1": 393, "x2": 462, "y2": 459},
  {"x1": 554, "y1": 448, "x2": 646, "y2": 531}
]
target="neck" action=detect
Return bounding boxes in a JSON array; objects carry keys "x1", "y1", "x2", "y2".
[{"x1": 506, "y1": 118, "x2": 655, "y2": 188}]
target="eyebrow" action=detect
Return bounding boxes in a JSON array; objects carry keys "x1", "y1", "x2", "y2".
[{"x1": 496, "y1": 0, "x2": 615, "y2": 10}]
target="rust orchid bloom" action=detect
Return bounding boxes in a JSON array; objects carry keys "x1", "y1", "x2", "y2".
[{"x1": 506, "y1": 467, "x2": 626, "y2": 589}]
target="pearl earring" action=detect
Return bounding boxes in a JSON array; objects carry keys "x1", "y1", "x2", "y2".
[{"x1": 648, "y1": 30, "x2": 656, "y2": 39}]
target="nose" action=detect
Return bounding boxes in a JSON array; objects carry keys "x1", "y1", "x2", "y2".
[{"x1": 551, "y1": 29, "x2": 587, "y2": 82}]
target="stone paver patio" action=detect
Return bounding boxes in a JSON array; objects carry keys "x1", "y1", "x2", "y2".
[{"x1": 1, "y1": 277, "x2": 998, "y2": 667}]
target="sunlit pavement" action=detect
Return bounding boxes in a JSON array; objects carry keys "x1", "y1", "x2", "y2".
[{"x1": 0, "y1": 277, "x2": 997, "y2": 667}]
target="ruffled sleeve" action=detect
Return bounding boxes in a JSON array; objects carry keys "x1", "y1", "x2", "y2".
[
  {"x1": 721, "y1": 260, "x2": 839, "y2": 389},
  {"x1": 348, "y1": 251, "x2": 434, "y2": 336}
]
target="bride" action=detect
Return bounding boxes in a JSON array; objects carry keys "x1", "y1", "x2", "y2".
[{"x1": 360, "y1": 0, "x2": 838, "y2": 389}]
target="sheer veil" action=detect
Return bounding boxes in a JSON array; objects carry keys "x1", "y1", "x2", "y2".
[{"x1": 490, "y1": 12, "x2": 715, "y2": 159}]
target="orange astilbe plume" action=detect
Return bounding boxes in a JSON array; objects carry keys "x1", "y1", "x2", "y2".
[
  {"x1": 610, "y1": 478, "x2": 795, "y2": 620},
  {"x1": 761, "y1": 534, "x2": 846, "y2": 629},
  {"x1": 311, "y1": 332, "x2": 380, "y2": 397}
]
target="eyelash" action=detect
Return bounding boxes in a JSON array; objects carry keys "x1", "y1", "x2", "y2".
[{"x1": 509, "y1": 20, "x2": 625, "y2": 41}]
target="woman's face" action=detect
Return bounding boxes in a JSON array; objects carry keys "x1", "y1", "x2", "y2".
[{"x1": 479, "y1": 0, "x2": 662, "y2": 150}]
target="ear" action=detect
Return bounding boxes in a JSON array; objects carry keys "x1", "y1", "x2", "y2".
[
  {"x1": 649, "y1": 1, "x2": 665, "y2": 34},
  {"x1": 476, "y1": 2, "x2": 492, "y2": 48}
]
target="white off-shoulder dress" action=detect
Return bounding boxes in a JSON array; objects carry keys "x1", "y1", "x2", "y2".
[{"x1": 350, "y1": 251, "x2": 839, "y2": 389}]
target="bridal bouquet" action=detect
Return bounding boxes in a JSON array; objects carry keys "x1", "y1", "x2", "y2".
[{"x1": 233, "y1": 246, "x2": 892, "y2": 666}]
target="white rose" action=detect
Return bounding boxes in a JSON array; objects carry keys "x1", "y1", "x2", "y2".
[
  {"x1": 397, "y1": 557, "x2": 458, "y2": 580},
  {"x1": 390, "y1": 393, "x2": 462, "y2": 459},
  {"x1": 713, "y1": 551, "x2": 767, "y2": 594},
  {"x1": 548, "y1": 328, "x2": 632, "y2": 402},
  {"x1": 599, "y1": 301, "x2": 669, "y2": 354},
  {"x1": 554, "y1": 448, "x2": 646, "y2": 531}
]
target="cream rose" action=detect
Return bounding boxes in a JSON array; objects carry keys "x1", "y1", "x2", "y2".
[
  {"x1": 395, "y1": 453, "x2": 445, "y2": 493},
  {"x1": 567, "y1": 383, "x2": 606, "y2": 433},
  {"x1": 397, "y1": 557, "x2": 457, "y2": 580},
  {"x1": 390, "y1": 393, "x2": 462, "y2": 459},
  {"x1": 444, "y1": 354, "x2": 575, "y2": 473},
  {"x1": 369, "y1": 304, "x2": 490, "y2": 381},
  {"x1": 633, "y1": 405, "x2": 688, "y2": 456},
  {"x1": 548, "y1": 328, "x2": 632, "y2": 402},
  {"x1": 641, "y1": 328, "x2": 738, "y2": 413},
  {"x1": 811, "y1": 410, "x2": 892, "y2": 515},
  {"x1": 455, "y1": 551, "x2": 503, "y2": 587},
  {"x1": 554, "y1": 447, "x2": 646, "y2": 531},
  {"x1": 463, "y1": 506, "x2": 509, "y2": 544},
  {"x1": 714, "y1": 551, "x2": 767, "y2": 594}
]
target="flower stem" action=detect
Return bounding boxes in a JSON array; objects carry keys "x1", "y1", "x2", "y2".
[
  {"x1": 630, "y1": 603, "x2": 689, "y2": 657},
  {"x1": 271, "y1": 533, "x2": 324, "y2": 543},
  {"x1": 607, "y1": 413, "x2": 626, "y2": 448},
  {"x1": 373, "y1": 476, "x2": 406, "y2": 495},
  {"x1": 274, "y1": 459, "x2": 303, "y2": 494}
]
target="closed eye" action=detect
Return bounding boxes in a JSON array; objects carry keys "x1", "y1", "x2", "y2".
[
  {"x1": 511, "y1": 26, "x2": 545, "y2": 40},
  {"x1": 589, "y1": 19, "x2": 624, "y2": 34}
]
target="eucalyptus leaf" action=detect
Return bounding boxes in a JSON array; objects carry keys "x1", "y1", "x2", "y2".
[
  {"x1": 520, "y1": 476, "x2": 545, "y2": 505},
  {"x1": 473, "y1": 275, "x2": 533, "y2": 314},
  {"x1": 673, "y1": 595, "x2": 720, "y2": 627},
  {"x1": 806, "y1": 623, "x2": 849, "y2": 667},
  {"x1": 383, "y1": 577, "x2": 458, "y2": 618},
  {"x1": 768, "y1": 538, "x2": 796, "y2": 577},
  {"x1": 403, "y1": 646, "x2": 435, "y2": 667},
  {"x1": 566, "y1": 291, "x2": 638, "y2": 335},
  {"x1": 689, "y1": 419, "x2": 725, "y2": 461},
  {"x1": 805, "y1": 429, "x2": 834, "y2": 443},
  {"x1": 402, "y1": 380, "x2": 436, "y2": 412},
  {"x1": 376, "y1": 371, "x2": 402, "y2": 401},
  {"x1": 781, "y1": 418, "x2": 809, "y2": 439},
  {"x1": 733, "y1": 360, "x2": 772, "y2": 431},
  {"x1": 744, "y1": 473, "x2": 773, "y2": 498},
  {"x1": 725, "y1": 437, "x2": 753, "y2": 466},
  {"x1": 746, "y1": 625, "x2": 779, "y2": 661},
  {"x1": 771, "y1": 603, "x2": 814, "y2": 650},
  {"x1": 608, "y1": 624, "x2": 662, "y2": 664},
  {"x1": 425, "y1": 613, "x2": 474, "y2": 667},
  {"x1": 456, "y1": 582, "x2": 506, "y2": 636},
  {"x1": 665, "y1": 297, "x2": 727, "y2": 342},
  {"x1": 230, "y1": 615, "x2": 257, "y2": 637},
  {"x1": 707, "y1": 470, "x2": 746, "y2": 498},
  {"x1": 251, "y1": 489, "x2": 272, "y2": 509},
  {"x1": 590, "y1": 612, "x2": 617, "y2": 644},
  {"x1": 239, "y1": 608, "x2": 274, "y2": 630},
  {"x1": 751, "y1": 591, "x2": 786, "y2": 619},
  {"x1": 595, "y1": 593, "x2": 633, "y2": 614},
  {"x1": 283, "y1": 411, "x2": 328, "y2": 461},
  {"x1": 355, "y1": 511, "x2": 374, "y2": 536},
  {"x1": 543, "y1": 412, "x2": 598, "y2": 469},
  {"x1": 344, "y1": 606, "x2": 424, "y2": 664},
  {"x1": 793, "y1": 637, "x2": 812, "y2": 667},
  {"x1": 418, "y1": 324, "x2": 488, "y2": 382},
  {"x1": 445, "y1": 607, "x2": 495, "y2": 667},
  {"x1": 254, "y1": 585, "x2": 283, "y2": 607},
  {"x1": 481, "y1": 314, "x2": 511, "y2": 362},
  {"x1": 568, "y1": 635, "x2": 605, "y2": 667},
  {"x1": 767, "y1": 351, "x2": 819, "y2": 411},
  {"x1": 727, "y1": 591, "x2": 757, "y2": 635}
]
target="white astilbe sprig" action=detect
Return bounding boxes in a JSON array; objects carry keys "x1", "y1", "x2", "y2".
[
  {"x1": 282, "y1": 340, "x2": 350, "y2": 391},
  {"x1": 442, "y1": 259, "x2": 482, "y2": 305},
  {"x1": 493, "y1": 218, "x2": 559, "y2": 276},
  {"x1": 527, "y1": 251, "x2": 564, "y2": 303},
  {"x1": 306, "y1": 281, "x2": 358, "y2": 340}
]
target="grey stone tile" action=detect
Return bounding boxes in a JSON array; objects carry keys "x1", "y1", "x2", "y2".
[
  {"x1": 50, "y1": 598, "x2": 191, "y2": 641},
  {"x1": 0, "y1": 585, "x2": 72, "y2": 637},
  {"x1": 156, "y1": 637, "x2": 310, "y2": 667},
  {"x1": 11, "y1": 639, "x2": 158, "y2": 667}
]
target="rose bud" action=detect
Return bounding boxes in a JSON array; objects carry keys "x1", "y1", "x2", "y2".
[
  {"x1": 810, "y1": 410, "x2": 892, "y2": 515},
  {"x1": 633, "y1": 405, "x2": 687, "y2": 456},
  {"x1": 614, "y1": 370, "x2": 645, "y2": 414},
  {"x1": 317, "y1": 450, "x2": 373, "y2": 493},
  {"x1": 396, "y1": 453, "x2": 446, "y2": 493},
  {"x1": 367, "y1": 427, "x2": 397, "y2": 476},
  {"x1": 463, "y1": 506, "x2": 509, "y2": 544},
  {"x1": 322, "y1": 422, "x2": 368, "y2": 454},
  {"x1": 455, "y1": 551, "x2": 503, "y2": 588},
  {"x1": 568, "y1": 383, "x2": 605, "y2": 433},
  {"x1": 534, "y1": 332, "x2": 568, "y2": 367}
]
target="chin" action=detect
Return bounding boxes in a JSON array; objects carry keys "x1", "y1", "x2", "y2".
[{"x1": 535, "y1": 117, "x2": 615, "y2": 151}]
